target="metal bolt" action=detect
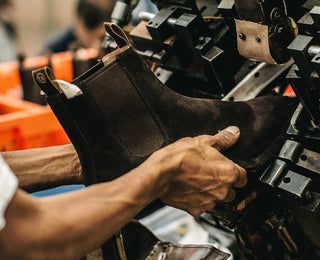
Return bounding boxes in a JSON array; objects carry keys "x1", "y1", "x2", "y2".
[
  {"x1": 198, "y1": 36, "x2": 205, "y2": 44},
  {"x1": 239, "y1": 33, "x2": 246, "y2": 40},
  {"x1": 255, "y1": 36, "x2": 261, "y2": 42}
]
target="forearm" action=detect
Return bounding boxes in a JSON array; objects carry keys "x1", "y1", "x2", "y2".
[
  {"x1": 0, "y1": 159, "x2": 163, "y2": 260},
  {"x1": 1, "y1": 144, "x2": 84, "y2": 193},
  {"x1": 0, "y1": 127, "x2": 246, "y2": 259}
]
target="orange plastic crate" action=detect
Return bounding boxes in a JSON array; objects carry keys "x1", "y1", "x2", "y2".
[
  {"x1": 0, "y1": 95, "x2": 70, "y2": 151},
  {"x1": 0, "y1": 60, "x2": 22, "y2": 98},
  {"x1": 0, "y1": 48, "x2": 98, "y2": 99}
]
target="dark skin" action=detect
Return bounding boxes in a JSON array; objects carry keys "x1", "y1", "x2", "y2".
[
  {"x1": 2, "y1": 144, "x2": 83, "y2": 193},
  {"x1": 0, "y1": 126, "x2": 246, "y2": 260}
]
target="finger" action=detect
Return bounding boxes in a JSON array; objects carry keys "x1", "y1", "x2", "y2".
[
  {"x1": 224, "y1": 188, "x2": 236, "y2": 203},
  {"x1": 212, "y1": 126, "x2": 240, "y2": 151},
  {"x1": 198, "y1": 126, "x2": 240, "y2": 151},
  {"x1": 232, "y1": 164, "x2": 247, "y2": 188}
]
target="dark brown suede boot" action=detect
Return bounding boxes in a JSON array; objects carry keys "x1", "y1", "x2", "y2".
[{"x1": 32, "y1": 23, "x2": 297, "y2": 186}]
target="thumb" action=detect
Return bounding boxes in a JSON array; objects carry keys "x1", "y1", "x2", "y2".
[{"x1": 212, "y1": 126, "x2": 240, "y2": 151}]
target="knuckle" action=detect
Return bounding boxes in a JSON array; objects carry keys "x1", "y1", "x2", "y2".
[
  {"x1": 215, "y1": 187, "x2": 229, "y2": 201},
  {"x1": 238, "y1": 166, "x2": 247, "y2": 185},
  {"x1": 214, "y1": 132, "x2": 231, "y2": 149},
  {"x1": 179, "y1": 150, "x2": 195, "y2": 168},
  {"x1": 230, "y1": 169, "x2": 240, "y2": 183},
  {"x1": 225, "y1": 163, "x2": 240, "y2": 184},
  {"x1": 220, "y1": 133, "x2": 231, "y2": 145},
  {"x1": 224, "y1": 162, "x2": 235, "y2": 172}
]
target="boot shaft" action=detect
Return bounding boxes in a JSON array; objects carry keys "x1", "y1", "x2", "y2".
[{"x1": 33, "y1": 22, "x2": 297, "y2": 184}]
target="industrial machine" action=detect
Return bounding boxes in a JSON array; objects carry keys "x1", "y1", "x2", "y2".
[
  {"x1": 102, "y1": 0, "x2": 320, "y2": 259},
  {"x1": 29, "y1": 0, "x2": 320, "y2": 259}
]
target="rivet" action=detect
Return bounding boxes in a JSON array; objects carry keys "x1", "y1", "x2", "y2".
[
  {"x1": 198, "y1": 36, "x2": 205, "y2": 44},
  {"x1": 239, "y1": 33, "x2": 246, "y2": 40}
]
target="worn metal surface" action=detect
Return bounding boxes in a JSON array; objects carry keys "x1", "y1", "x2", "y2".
[
  {"x1": 235, "y1": 19, "x2": 277, "y2": 64},
  {"x1": 278, "y1": 170, "x2": 312, "y2": 198},
  {"x1": 260, "y1": 159, "x2": 288, "y2": 187},
  {"x1": 223, "y1": 60, "x2": 293, "y2": 101}
]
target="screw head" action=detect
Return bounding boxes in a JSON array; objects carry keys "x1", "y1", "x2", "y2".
[
  {"x1": 198, "y1": 36, "x2": 205, "y2": 44},
  {"x1": 239, "y1": 33, "x2": 246, "y2": 40}
]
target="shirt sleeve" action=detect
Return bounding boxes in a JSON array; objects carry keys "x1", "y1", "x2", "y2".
[{"x1": 0, "y1": 155, "x2": 18, "y2": 231}]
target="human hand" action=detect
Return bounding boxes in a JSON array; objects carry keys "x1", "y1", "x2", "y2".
[{"x1": 150, "y1": 126, "x2": 247, "y2": 216}]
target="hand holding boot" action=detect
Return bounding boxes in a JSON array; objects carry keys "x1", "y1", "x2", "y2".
[
  {"x1": 146, "y1": 126, "x2": 247, "y2": 216},
  {"x1": 0, "y1": 126, "x2": 243, "y2": 259}
]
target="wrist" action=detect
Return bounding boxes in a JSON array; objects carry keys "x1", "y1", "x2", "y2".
[{"x1": 141, "y1": 150, "x2": 178, "y2": 200}]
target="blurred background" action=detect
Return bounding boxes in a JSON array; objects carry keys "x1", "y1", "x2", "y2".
[{"x1": 2, "y1": 0, "x2": 78, "y2": 58}]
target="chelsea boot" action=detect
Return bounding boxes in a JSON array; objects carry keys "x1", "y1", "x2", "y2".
[{"x1": 32, "y1": 23, "x2": 297, "y2": 186}]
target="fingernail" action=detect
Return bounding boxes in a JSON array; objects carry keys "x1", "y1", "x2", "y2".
[{"x1": 224, "y1": 126, "x2": 240, "y2": 136}]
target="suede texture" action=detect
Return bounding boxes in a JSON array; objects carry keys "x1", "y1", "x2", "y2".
[
  {"x1": 115, "y1": 48, "x2": 297, "y2": 171},
  {"x1": 39, "y1": 46, "x2": 296, "y2": 185},
  {"x1": 35, "y1": 45, "x2": 297, "y2": 260}
]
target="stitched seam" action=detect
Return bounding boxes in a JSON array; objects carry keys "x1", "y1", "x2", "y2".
[
  {"x1": 117, "y1": 50, "x2": 170, "y2": 145},
  {"x1": 73, "y1": 56, "x2": 138, "y2": 160},
  {"x1": 79, "y1": 82, "x2": 137, "y2": 161}
]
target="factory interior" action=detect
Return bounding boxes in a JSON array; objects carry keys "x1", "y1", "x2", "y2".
[{"x1": 0, "y1": 0, "x2": 320, "y2": 259}]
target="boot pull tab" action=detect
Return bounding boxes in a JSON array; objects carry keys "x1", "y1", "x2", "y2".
[
  {"x1": 104, "y1": 22, "x2": 131, "y2": 48},
  {"x1": 32, "y1": 67, "x2": 83, "y2": 99},
  {"x1": 32, "y1": 67, "x2": 62, "y2": 95}
]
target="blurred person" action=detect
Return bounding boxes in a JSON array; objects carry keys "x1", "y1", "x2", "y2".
[
  {"x1": 0, "y1": 0, "x2": 16, "y2": 62},
  {"x1": 43, "y1": 0, "x2": 115, "y2": 53}
]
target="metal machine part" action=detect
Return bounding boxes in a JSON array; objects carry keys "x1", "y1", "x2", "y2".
[
  {"x1": 127, "y1": 0, "x2": 239, "y2": 96},
  {"x1": 215, "y1": 5, "x2": 320, "y2": 259},
  {"x1": 110, "y1": 0, "x2": 140, "y2": 26},
  {"x1": 222, "y1": 60, "x2": 293, "y2": 101},
  {"x1": 100, "y1": 0, "x2": 320, "y2": 259},
  {"x1": 257, "y1": 10, "x2": 320, "y2": 250},
  {"x1": 235, "y1": 19, "x2": 278, "y2": 64},
  {"x1": 286, "y1": 6, "x2": 320, "y2": 126},
  {"x1": 228, "y1": 0, "x2": 301, "y2": 64},
  {"x1": 111, "y1": 0, "x2": 131, "y2": 25}
]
